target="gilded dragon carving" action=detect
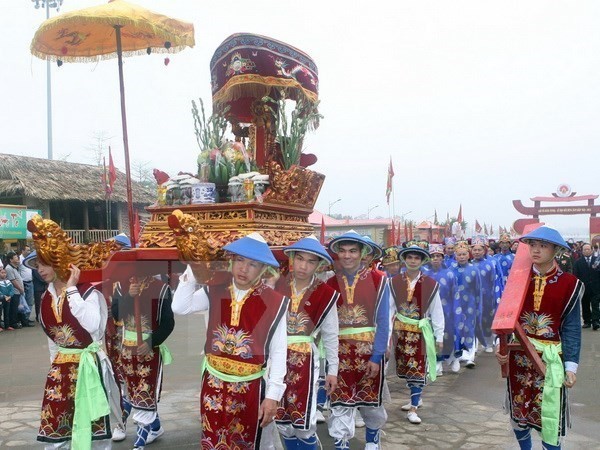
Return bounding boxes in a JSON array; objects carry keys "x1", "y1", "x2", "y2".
[
  {"x1": 263, "y1": 161, "x2": 324, "y2": 207},
  {"x1": 27, "y1": 214, "x2": 119, "y2": 281}
]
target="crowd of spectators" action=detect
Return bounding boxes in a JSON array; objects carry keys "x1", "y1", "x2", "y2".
[{"x1": 0, "y1": 245, "x2": 47, "y2": 331}]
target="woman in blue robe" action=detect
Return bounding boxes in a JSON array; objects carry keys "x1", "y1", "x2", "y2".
[
  {"x1": 494, "y1": 233, "x2": 515, "y2": 284},
  {"x1": 448, "y1": 241, "x2": 483, "y2": 370},
  {"x1": 422, "y1": 243, "x2": 460, "y2": 375},
  {"x1": 470, "y1": 236, "x2": 504, "y2": 352}
]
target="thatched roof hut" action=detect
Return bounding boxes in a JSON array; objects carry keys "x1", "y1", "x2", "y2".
[{"x1": 0, "y1": 153, "x2": 154, "y2": 203}]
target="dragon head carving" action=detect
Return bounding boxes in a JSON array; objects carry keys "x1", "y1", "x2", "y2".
[
  {"x1": 168, "y1": 209, "x2": 223, "y2": 263},
  {"x1": 27, "y1": 214, "x2": 120, "y2": 281},
  {"x1": 168, "y1": 209, "x2": 233, "y2": 282}
]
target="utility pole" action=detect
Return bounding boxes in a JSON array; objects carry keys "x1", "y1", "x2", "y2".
[{"x1": 32, "y1": 0, "x2": 64, "y2": 159}]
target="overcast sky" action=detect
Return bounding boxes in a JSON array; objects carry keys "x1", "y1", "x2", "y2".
[{"x1": 2, "y1": 1, "x2": 599, "y2": 237}]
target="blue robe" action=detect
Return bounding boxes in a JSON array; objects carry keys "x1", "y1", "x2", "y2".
[
  {"x1": 471, "y1": 256, "x2": 504, "y2": 346},
  {"x1": 422, "y1": 264, "x2": 459, "y2": 358},
  {"x1": 444, "y1": 254, "x2": 456, "y2": 268},
  {"x1": 494, "y1": 251, "x2": 514, "y2": 285},
  {"x1": 449, "y1": 262, "x2": 483, "y2": 353}
]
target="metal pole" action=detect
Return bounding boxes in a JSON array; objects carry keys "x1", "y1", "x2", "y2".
[{"x1": 46, "y1": 1, "x2": 53, "y2": 160}]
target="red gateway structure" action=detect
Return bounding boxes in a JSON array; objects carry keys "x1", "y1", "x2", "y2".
[{"x1": 512, "y1": 184, "x2": 600, "y2": 243}]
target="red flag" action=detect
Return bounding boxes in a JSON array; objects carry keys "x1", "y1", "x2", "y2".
[
  {"x1": 385, "y1": 157, "x2": 394, "y2": 205},
  {"x1": 390, "y1": 221, "x2": 395, "y2": 246},
  {"x1": 457, "y1": 204, "x2": 463, "y2": 224},
  {"x1": 475, "y1": 220, "x2": 482, "y2": 233},
  {"x1": 102, "y1": 156, "x2": 108, "y2": 197},
  {"x1": 404, "y1": 221, "x2": 408, "y2": 244},
  {"x1": 320, "y1": 216, "x2": 326, "y2": 245},
  {"x1": 484, "y1": 223, "x2": 489, "y2": 235},
  {"x1": 409, "y1": 221, "x2": 414, "y2": 241},
  {"x1": 108, "y1": 146, "x2": 117, "y2": 195}
]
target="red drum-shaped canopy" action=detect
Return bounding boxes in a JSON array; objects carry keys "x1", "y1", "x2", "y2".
[{"x1": 210, "y1": 33, "x2": 319, "y2": 118}]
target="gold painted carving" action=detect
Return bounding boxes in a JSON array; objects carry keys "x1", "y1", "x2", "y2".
[
  {"x1": 27, "y1": 214, "x2": 119, "y2": 281},
  {"x1": 263, "y1": 161, "x2": 324, "y2": 208}
]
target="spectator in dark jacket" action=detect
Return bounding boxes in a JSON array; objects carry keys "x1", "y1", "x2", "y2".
[{"x1": 573, "y1": 243, "x2": 600, "y2": 329}]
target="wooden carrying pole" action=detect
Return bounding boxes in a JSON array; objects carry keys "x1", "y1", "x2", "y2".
[{"x1": 492, "y1": 222, "x2": 545, "y2": 378}]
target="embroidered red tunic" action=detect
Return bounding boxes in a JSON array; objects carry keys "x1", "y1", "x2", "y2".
[
  {"x1": 507, "y1": 266, "x2": 582, "y2": 435},
  {"x1": 116, "y1": 279, "x2": 173, "y2": 411},
  {"x1": 391, "y1": 273, "x2": 438, "y2": 385},
  {"x1": 200, "y1": 279, "x2": 288, "y2": 450},
  {"x1": 327, "y1": 268, "x2": 386, "y2": 407},
  {"x1": 37, "y1": 284, "x2": 110, "y2": 444},
  {"x1": 274, "y1": 277, "x2": 339, "y2": 429},
  {"x1": 103, "y1": 281, "x2": 125, "y2": 385}
]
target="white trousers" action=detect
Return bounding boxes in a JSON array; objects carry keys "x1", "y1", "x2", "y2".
[{"x1": 328, "y1": 404, "x2": 387, "y2": 440}]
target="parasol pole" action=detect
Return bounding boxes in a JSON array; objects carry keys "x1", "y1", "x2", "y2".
[
  {"x1": 114, "y1": 25, "x2": 136, "y2": 249},
  {"x1": 115, "y1": 25, "x2": 142, "y2": 346}
]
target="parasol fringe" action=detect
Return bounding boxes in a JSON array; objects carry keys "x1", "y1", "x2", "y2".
[
  {"x1": 31, "y1": 44, "x2": 189, "y2": 63},
  {"x1": 213, "y1": 76, "x2": 318, "y2": 109}
]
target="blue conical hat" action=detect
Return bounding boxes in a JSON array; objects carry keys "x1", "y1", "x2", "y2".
[
  {"x1": 398, "y1": 244, "x2": 430, "y2": 261},
  {"x1": 112, "y1": 233, "x2": 131, "y2": 249},
  {"x1": 284, "y1": 235, "x2": 333, "y2": 264},
  {"x1": 328, "y1": 230, "x2": 373, "y2": 255},
  {"x1": 519, "y1": 226, "x2": 569, "y2": 251},
  {"x1": 362, "y1": 235, "x2": 383, "y2": 260},
  {"x1": 223, "y1": 232, "x2": 280, "y2": 267},
  {"x1": 23, "y1": 251, "x2": 39, "y2": 270}
]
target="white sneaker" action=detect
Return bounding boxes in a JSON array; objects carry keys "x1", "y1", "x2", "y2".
[
  {"x1": 112, "y1": 426, "x2": 126, "y2": 442},
  {"x1": 407, "y1": 411, "x2": 422, "y2": 424},
  {"x1": 355, "y1": 410, "x2": 365, "y2": 428},
  {"x1": 146, "y1": 426, "x2": 164, "y2": 444},
  {"x1": 365, "y1": 443, "x2": 380, "y2": 450},
  {"x1": 401, "y1": 399, "x2": 423, "y2": 411},
  {"x1": 436, "y1": 361, "x2": 444, "y2": 376},
  {"x1": 485, "y1": 346, "x2": 494, "y2": 353},
  {"x1": 465, "y1": 360, "x2": 476, "y2": 369},
  {"x1": 450, "y1": 358, "x2": 461, "y2": 373},
  {"x1": 315, "y1": 409, "x2": 326, "y2": 424}
]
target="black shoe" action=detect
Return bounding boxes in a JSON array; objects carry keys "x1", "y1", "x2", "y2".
[
  {"x1": 14, "y1": 323, "x2": 23, "y2": 329},
  {"x1": 21, "y1": 322, "x2": 35, "y2": 328},
  {"x1": 593, "y1": 323, "x2": 600, "y2": 331},
  {"x1": 582, "y1": 323, "x2": 592, "y2": 328}
]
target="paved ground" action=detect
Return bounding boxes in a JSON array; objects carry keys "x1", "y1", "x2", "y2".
[{"x1": 2, "y1": 312, "x2": 599, "y2": 449}]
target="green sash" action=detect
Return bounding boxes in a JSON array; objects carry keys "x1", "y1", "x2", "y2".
[
  {"x1": 318, "y1": 338, "x2": 326, "y2": 359},
  {"x1": 339, "y1": 326, "x2": 376, "y2": 336},
  {"x1": 201, "y1": 357, "x2": 266, "y2": 383},
  {"x1": 395, "y1": 313, "x2": 437, "y2": 382},
  {"x1": 529, "y1": 337, "x2": 564, "y2": 446},
  {"x1": 287, "y1": 335, "x2": 315, "y2": 344},
  {"x1": 58, "y1": 343, "x2": 109, "y2": 450},
  {"x1": 123, "y1": 330, "x2": 173, "y2": 365}
]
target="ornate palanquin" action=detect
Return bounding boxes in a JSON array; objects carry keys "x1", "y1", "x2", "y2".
[{"x1": 137, "y1": 33, "x2": 324, "y2": 260}]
